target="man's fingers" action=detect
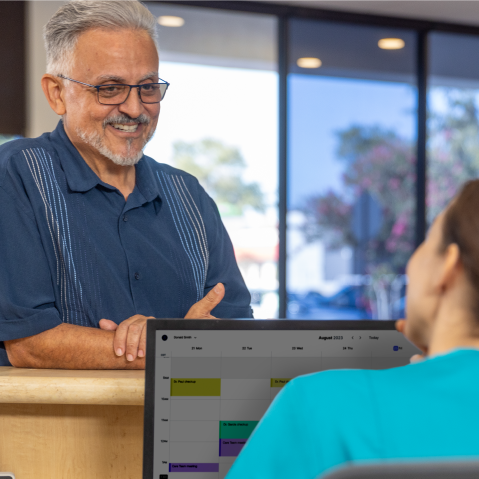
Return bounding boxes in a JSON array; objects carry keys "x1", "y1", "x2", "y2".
[
  {"x1": 125, "y1": 322, "x2": 144, "y2": 361},
  {"x1": 185, "y1": 283, "x2": 225, "y2": 319},
  {"x1": 99, "y1": 319, "x2": 118, "y2": 331},
  {"x1": 113, "y1": 315, "x2": 142, "y2": 356},
  {"x1": 113, "y1": 321, "x2": 130, "y2": 356},
  {"x1": 113, "y1": 315, "x2": 152, "y2": 359},
  {"x1": 138, "y1": 323, "x2": 147, "y2": 358}
]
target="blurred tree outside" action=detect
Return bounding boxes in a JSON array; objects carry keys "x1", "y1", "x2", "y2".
[
  {"x1": 301, "y1": 125, "x2": 415, "y2": 274},
  {"x1": 427, "y1": 90, "x2": 479, "y2": 221},
  {"x1": 299, "y1": 89, "x2": 479, "y2": 317},
  {"x1": 171, "y1": 138, "x2": 265, "y2": 216},
  {"x1": 302, "y1": 89, "x2": 479, "y2": 275}
]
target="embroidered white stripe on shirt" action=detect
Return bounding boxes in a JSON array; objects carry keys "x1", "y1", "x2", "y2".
[
  {"x1": 23, "y1": 148, "x2": 85, "y2": 325},
  {"x1": 156, "y1": 171, "x2": 208, "y2": 301}
]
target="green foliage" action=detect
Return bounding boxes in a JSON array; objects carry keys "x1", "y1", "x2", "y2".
[
  {"x1": 172, "y1": 139, "x2": 265, "y2": 215},
  {"x1": 427, "y1": 90, "x2": 479, "y2": 221},
  {"x1": 302, "y1": 126, "x2": 415, "y2": 273},
  {"x1": 301, "y1": 88, "x2": 479, "y2": 275},
  {"x1": 336, "y1": 126, "x2": 398, "y2": 164}
]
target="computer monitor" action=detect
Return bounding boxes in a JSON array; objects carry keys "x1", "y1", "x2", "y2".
[{"x1": 143, "y1": 319, "x2": 420, "y2": 479}]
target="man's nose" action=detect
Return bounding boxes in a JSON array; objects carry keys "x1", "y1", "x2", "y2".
[{"x1": 118, "y1": 87, "x2": 143, "y2": 118}]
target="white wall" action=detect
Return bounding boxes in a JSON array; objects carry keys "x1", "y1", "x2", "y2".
[{"x1": 26, "y1": 1, "x2": 65, "y2": 138}]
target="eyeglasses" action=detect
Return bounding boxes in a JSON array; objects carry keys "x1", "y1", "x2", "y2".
[{"x1": 57, "y1": 74, "x2": 169, "y2": 105}]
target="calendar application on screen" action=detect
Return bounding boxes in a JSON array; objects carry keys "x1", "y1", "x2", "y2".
[{"x1": 153, "y1": 329, "x2": 417, "y2": 479}]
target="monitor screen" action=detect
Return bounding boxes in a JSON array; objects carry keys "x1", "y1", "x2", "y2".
[{"x1": 143, "y1": 320, "x2": 419, "y2": 479}]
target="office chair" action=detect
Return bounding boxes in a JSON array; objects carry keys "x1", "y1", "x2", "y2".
[{"x1": 320, "y1": 460, "x2": 479, "y2": 479}]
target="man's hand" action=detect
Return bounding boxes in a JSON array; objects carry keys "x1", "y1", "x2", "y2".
[
  {"x1": 98, "y1": 283, "x2": 224, "y2": 361},
  {"x1": 99, "y1": 314, "x2": 154, "y2": 362},
  {"x1": 395, "y1": 319, "x2": 427, "y2": 362},
  {"x1": 185, "y1": 283, "x2": 225, "y2": 319}
]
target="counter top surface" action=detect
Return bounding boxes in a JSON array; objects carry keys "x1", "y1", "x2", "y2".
[{"x1": 0, "y1": 367, "x2": 145, "y2": 405}]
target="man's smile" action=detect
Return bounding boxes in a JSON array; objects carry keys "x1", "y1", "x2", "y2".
[
  {"x1": 106, "y1": 122, "x2": 146, "y2": 137},
  {"x1": 111, "y1": 123, "x2": 139, "y2": 132}
]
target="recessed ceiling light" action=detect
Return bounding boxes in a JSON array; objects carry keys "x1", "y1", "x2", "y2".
[
  {"x1": 157, "y1": 15, "x2": 185, "y2": 27},
  {"x1": 378, "y1": 38, "x2": 405, "y2": 50},
  {"x1": 297, "y1": 57, "x2": 322, "y2": 69}
]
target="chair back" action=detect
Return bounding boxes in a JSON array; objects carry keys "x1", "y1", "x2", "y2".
[{"x1": 320, "y1": 460, "x2": 479, "y2": 479}]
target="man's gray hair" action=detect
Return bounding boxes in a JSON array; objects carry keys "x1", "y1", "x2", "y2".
[{"x1": 44, "y1": 1, "x2": 158, "y2": 75}]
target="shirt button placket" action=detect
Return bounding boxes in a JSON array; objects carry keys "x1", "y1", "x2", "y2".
[{"x1": 121, "y1": 213, "x2": 138, "y2": 283}]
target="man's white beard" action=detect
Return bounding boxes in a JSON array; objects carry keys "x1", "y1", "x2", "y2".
[{"x1": 76, "y1": 125, "x2": 153, "y2": 167}]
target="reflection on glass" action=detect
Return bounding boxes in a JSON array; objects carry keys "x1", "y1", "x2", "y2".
[
  {"x1": 0, "y1": 136, "x2": 18, "y2": 146},
  {"x1": 428, "y1": 32, "x2": 479, "y2": 224},
  {"x1": 287, "y1": 19, "x2": 417, "y2": 320},
  {"x1": 145, "y1": 4, "x2": 279, "y2": 317}
]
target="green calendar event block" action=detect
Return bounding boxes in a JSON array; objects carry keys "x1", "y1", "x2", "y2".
[{"x1": 220, "y1": 421, "x2": 259, "y2": 439}]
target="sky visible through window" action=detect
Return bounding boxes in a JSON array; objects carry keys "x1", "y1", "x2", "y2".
[
  {"x1": 144, "y1": 59, "x2": 427, "y2": 319},
  {"x1": 145, "y1": 61, "x2": 279, "y2": 318},
  {"x1": 288, "y1": 76, "x2": 416, "y2": 209},
  {"x1": 145, "y1": 61, "x2": 278, "y2": 205}
]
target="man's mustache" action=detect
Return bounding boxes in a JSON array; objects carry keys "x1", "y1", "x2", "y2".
[{"x1": 102, "y1": 114, "x2": 150, "y2": 128}]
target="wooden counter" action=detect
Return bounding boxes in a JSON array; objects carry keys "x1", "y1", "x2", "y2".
[{"x1": 0, "y1": 367, "x2": 145, "y2": 479}]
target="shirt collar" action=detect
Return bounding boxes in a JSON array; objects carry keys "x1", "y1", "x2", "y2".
[{"x1": 50, "y1": 120, "x2": 161, "y2": 202}]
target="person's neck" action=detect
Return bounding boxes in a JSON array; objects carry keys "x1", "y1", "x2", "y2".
[
  {"x1": 67, "y1": 130, "x2": 136, "y2": 201},
  {"x1": 428, "y1": 300, "x2": 479, "y2": 357},
  {"x1": 82, "y1": 151, "x2": 136, "y2": 201}
]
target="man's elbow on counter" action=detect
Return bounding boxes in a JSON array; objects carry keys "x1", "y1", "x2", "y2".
[{"x1": 4, "y1": 339, "x2": 40, "y2": 368}]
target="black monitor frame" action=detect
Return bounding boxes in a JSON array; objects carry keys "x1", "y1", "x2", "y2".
[{"x1": 142, "y1": 318, "x2": 399, "y2": 478}]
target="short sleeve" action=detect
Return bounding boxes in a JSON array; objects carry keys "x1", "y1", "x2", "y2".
[
  {"x1": 0, "y1": 185, "x2": 62, "y2": 344},
  {"x1": 200, "y1": 191, "x2": 253, "y2": 318}
]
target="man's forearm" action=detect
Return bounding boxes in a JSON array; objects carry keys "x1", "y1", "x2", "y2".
[{"x1": 4, "y1": 323, "x2": 145, "y2": 369}]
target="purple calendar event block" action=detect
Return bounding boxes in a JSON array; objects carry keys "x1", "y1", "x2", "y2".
[
  {"x1": 219, "y1": 438, "x2": 247, "y2": 456},
  {"x1": 169, "y1": 463, "x2": 219, "y2": 473}
]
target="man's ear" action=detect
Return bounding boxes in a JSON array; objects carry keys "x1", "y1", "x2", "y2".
[
  {"x1": 436, "y1": 243, "x2": 461, "y2": 294},
  {"x1": 41, "y1": 74, "x2": 67, "y2": 116}
]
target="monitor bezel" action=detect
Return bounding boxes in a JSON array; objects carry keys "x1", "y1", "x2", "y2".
[{"x1": 142, "y1": 319, "x2": 398, "y2": 479}]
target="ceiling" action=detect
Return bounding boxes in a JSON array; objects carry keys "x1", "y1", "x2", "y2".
[
  {"x1": 272, "y1": 1, "x2": 479, "y2": 27},
  {"x1": 150, "y1": 2, "x2": 479, "y2": 85}
]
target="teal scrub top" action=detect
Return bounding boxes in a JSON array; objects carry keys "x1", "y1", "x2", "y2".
[{"x1": 226, "y1": 349, "x2": 479, "y2": 479}]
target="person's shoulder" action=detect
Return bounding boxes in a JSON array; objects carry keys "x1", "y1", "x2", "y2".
[
  {"x1": 143, "y1": 156, "x2": 208, "y2": 200},
  {"x1": 291, "y1": 368, "x2": 373, "y2": 400},
  {"x1": 0, "y1": 134, "x2": 54, "y2": 187},
  {"x1": 376, "y1": 349, "x2": 479, "y2": 385},
  {"x1": 0, "y1": 133, "x2": 53, "y2": 161},
  {"x1": 143, "y1": 156, "x2": 201, "y2": 183}
]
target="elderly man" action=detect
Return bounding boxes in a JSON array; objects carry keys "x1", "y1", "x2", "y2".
[{"x1": 0, "y1": 1, "x2": 252, "y2": 369}]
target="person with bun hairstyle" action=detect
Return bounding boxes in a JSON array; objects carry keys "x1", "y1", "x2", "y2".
[{"x1": 227, "y1": 179, "x2": 479, "y2": 479}]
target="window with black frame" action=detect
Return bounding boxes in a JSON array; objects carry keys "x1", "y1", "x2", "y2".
[
  {"x1": 136, "y1": 2, "x2": 479, "y2": 321},
  {"x1": 286, "y1": 18, "x2": 417, "y2": 320},
  {"x1": 144, "y1": 3, "x2": 280, "y2": 318}
]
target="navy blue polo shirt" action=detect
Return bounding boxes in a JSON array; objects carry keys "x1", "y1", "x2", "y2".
[{"x1": 0, "y1": 121, "x2": 252, "y2": 366}]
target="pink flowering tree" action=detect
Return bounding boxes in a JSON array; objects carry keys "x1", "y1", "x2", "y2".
[
  {"x1": 302, "y1": 90, "x2": 479, "y2": 277},
  {"x1": 301, "y1": 126, "x2": 416, "y2": 275},
  {"x1": 427, "y1": 90, "x2": 479, "y2": 221}
]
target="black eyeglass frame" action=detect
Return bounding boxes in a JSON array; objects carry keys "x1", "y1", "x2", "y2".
[{"x1": 57, "y1": 74, "x2": 170, "y2": 105}]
